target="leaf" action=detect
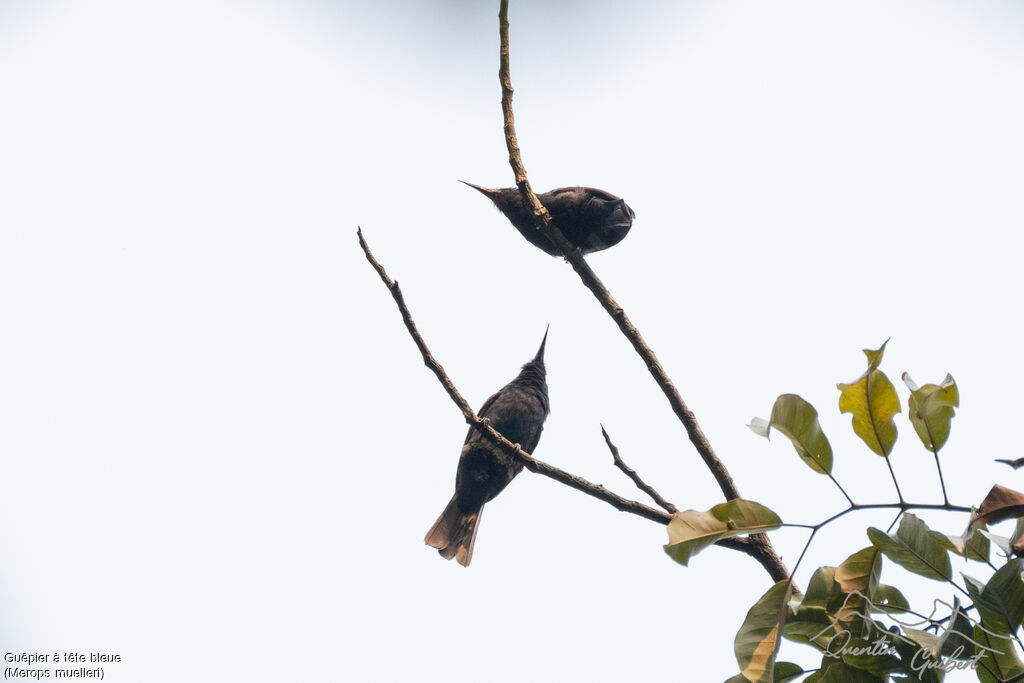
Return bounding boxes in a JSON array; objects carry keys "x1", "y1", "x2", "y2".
[
  {"x1": 837, "y1": 342, "x2": 900, "y2": 456},
  {"x1": 871, "y1": 584, "x2": 910, "y2": 614},
  {"x1": 805, "y1": 659, "x2": 886, "y2": 682},
  {"x1": 833, "y1": 634, "x2": 903, "y2": 677},
  {"x1": 794, "y1": 566, "x2": 842, "y2": 620},
  {"x1": 902, "y1": 627, "x2": 939, "y2": 653},
  {"x1": 975, "y1": 484, "x2": 1024, "y2": 526},
  {"x1": 833, "y1": 548, "x2": 883, "y2": 635},
  {"x1": 943, "y1": 515, "x2": 990, "y2": 562},
  {"x1": 973, "y1": 622, "x2": 1023, "y2": 683},
  {"x1": 902, "y1": 372, "x2": 959, "y2": 453},
  {"x1": 1012, "y1": 518, "x2": 1024, "y2": 557},
  {"x1": 890, "y1": 632, "x2": 944, "y2": 682},
  {"x1": 970, "y1": 558, "x2": 1024, "y2": 635},
  {"x1": 867, "y1": 514, "x2": 951, "y2": 582},
  {"x1": 836, "y1": 547, "x2": 882, "y2": 596},
  {"x1": 782, "y1": 620, "x2": 835, "y2": 651},
  {"x1": 723, "y1": 662, "x2": 803, "y2": 683},
  {"x1": 734, "y1": 581, "x2": 792, "y2": 683},
  {"x1": 751, "y1": 394, "x2": 833, "y2": 474},
  {"x1": 935, "y1": 598, "x2": 975, "y2": 660},
  {"x1": 664, "y1": 500, "x2": 782, "y2": 566}
]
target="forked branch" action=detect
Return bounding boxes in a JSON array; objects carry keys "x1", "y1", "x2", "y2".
[{"x1": 358, "y1": 227, "x2": 796, "y2": 578}]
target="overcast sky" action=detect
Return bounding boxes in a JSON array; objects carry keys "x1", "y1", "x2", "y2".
[{"x1": 2, "y1": 1, "x2": 1023, "y2": 681}]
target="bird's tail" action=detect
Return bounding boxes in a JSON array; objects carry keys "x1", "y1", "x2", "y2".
[{"x1": 425, "y1": 495, "x2": 481, "y2": 567}]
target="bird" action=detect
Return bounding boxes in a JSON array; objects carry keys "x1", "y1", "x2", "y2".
[
  {"x1": 996, "y1": 457, "x2": 1024, "y2": 469},
  {"x1": 425, "y1": 328, "x2": 550, "y2": 566},
  {"x1": 460, "y1": 181, "x2": 635, "y2": 256}
]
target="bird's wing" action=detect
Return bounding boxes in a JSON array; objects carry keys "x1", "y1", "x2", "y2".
[{"x1": 576, "y1": 187, "x2": 621, "y2": 201}]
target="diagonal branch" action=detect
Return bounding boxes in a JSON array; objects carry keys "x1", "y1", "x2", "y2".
[
  {"x1": 497, "y1": 0, "x2": 737, "y2": 503},
  {"x1": 496, "y1": 0, "x2": 790, "y2": 583},
  {"x1": 358, "y1": 227, "x2": 792, "y2": 576},
  {"x1": 359, "y1": 227, "x2": 667, "y2": 525},
  {"x1": 602, "y1": 424, "x2": 678, "y2": 514}
]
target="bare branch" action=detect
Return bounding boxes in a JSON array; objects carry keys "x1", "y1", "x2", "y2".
[
  {"x1": 601, "y1": 424, "x2": 678, "y2": 514},
  {"x1": 357, "y1": 228, "x2": 479, "y2": 422},
  {"x1": 497, "y1": 0, "x2": 738, "y2": 503},
  {"x1": 359, "y1": 227, "x2": 667, "y2": 524},
  {"x1": 359, "y1": 227, "x2": 795, "y2": 579},
  {"x1": 496, "y1": 0, "x2": 790, "y2": 584}
]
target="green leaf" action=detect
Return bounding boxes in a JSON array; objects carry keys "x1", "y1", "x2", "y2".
[
  {"x1": 1012, "y1": 517, "x2": 1024, "y2": 557},
  {"x1": 890, "y1": 632, "x2": 944, "y2": 682},
  {"x1": 664, "y1": 500, "x2": 783, "y2": 566},
  {"x1": 870, "y1": 584, "x2": 910, "y2": 614},
  {"x1": 902, "y1": 627, "x2": 939, "y2": 654},
  {"x1": 935, "y1": 598, "x2": 975, "y2": 660},
  {"x1": 837, "y1": 342, "x2": 901, "y2": 456},
  {"x1": 834, "y1": 634, "x2": 903, "y2": 676},
  {"x1": 836, "y1": 546, "x2": 882, "y2": 597},
  {"x1": 782, "y1": 620, "x2": 835, "y2": 651},
  {"x1": 751, "y1": 394, "x2": 833, "y2": 474},
  {"x1": 973, "y1": 622, "x2": 1023, "y2": 683},
  {"x1": 867, "y1": 514, "x2": 951, "y2": 582},
  {"x1": 785, "y1": 568, "x2": 847, "y2": 653},
  {"x1": 794, "y1": 566, "x2": 842, "y2": 621},
  {"x1": 971, "y1": 558, "x2": 1024, "y2": 635},
  {"x1": 805, "y1": 659, "x2": 886, "y2": 682},
  {"x1": 833, "y1": 548, "x2": 882, "y2": 636},
  {"x1": 902, "y1": 372, "x2": 959, "y2": 453},
  {"x1": 943, "y1": 516, "x2": 990, "y2": 563},
  {"x1": 723, "y1": 662, "x2": 803, "y2": 683},
  {"x1": 734, "y1": 581, "x2": 792, "y2": 683}
]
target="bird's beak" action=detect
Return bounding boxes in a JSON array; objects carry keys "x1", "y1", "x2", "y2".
[
  {"x1": 534, "y1": 325, "x2": 549, "y2": 363},
  {"x1": 458, "y1": 179, "x2": 492, "y2": 195}
]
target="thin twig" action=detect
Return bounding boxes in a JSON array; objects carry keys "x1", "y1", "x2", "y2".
[
  {"x1": 496, "y1": 0, "x2": 790, "y2": 585},
  {"x1": 357, "y1": 228, "x2": 477, "y2": 419},
  {"x1": 827, "y1": 473, "x2": 855, "y2": 507},
  {"x1": 885, "y1": 508, "x2": 903, "y2": 534},
  {"x1": 601, "y1": 424, "x2": 678, "y2": 514},
  {"x1": 932, "y1": 452, "x2": 950, "y2": 506},
  {"x1": 884, "y1": 456, "x2": 905, "y2": 505},
  {"x1": 358, "y1": 227, "x2": 790, "y2": 575},
  {"x1": 790, "y1": 528, "x2": 819, "y2": 579}
]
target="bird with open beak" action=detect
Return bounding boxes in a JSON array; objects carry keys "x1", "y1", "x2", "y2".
[{"x1": 425, "y1": 328, "x2": 550, "y2": 566}]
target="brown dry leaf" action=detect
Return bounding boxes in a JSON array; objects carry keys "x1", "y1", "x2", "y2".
[{"x1": 975, "y1": 484, "x2": 1024, "y2": 525}]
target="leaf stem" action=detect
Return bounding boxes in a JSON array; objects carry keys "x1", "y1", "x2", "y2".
[
  {"x1": 827, "y1": 473, "x2": 855, "y2": 507},
  {"x1": 884, "y1": 456, "x2": 905, "y2": 505},
  {"x1": 932, "y1": 450, "x2": 950, "y2": 506}
]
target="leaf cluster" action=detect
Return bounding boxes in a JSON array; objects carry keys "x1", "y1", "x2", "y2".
[{"x1": 666, "y1": 342, "x2": 1024, "y2": 682}]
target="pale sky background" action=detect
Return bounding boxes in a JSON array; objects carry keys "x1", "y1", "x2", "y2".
[{"x1": 2, "y1": 1, "x2": 1023, "y2": 681}]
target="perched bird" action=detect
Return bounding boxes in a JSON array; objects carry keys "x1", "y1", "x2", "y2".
[
  {"x1": 461, "y1": 181, "x2": 635, "y2": 256},
  {"x1": 996, "y1": 457, "x2": 1024, "y2": 470},
  {"x1": 425, "y1": 329, "x2": 550, "y2": 566}
]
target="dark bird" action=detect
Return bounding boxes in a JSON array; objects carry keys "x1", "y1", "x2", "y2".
[
  {"x1": 996, "y1": 457, "x2": 1024, "y2": 469},
  {"x1": 425, "y1": 329, "x2": 550, "y2": 566},
  {"x1": 461, "y1": 181, "x2": 635, "y2": 256}
]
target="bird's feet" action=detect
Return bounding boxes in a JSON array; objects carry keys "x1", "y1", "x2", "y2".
[{"x1": 562, "y1": 246, "x2": 584, "y2": 263}]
